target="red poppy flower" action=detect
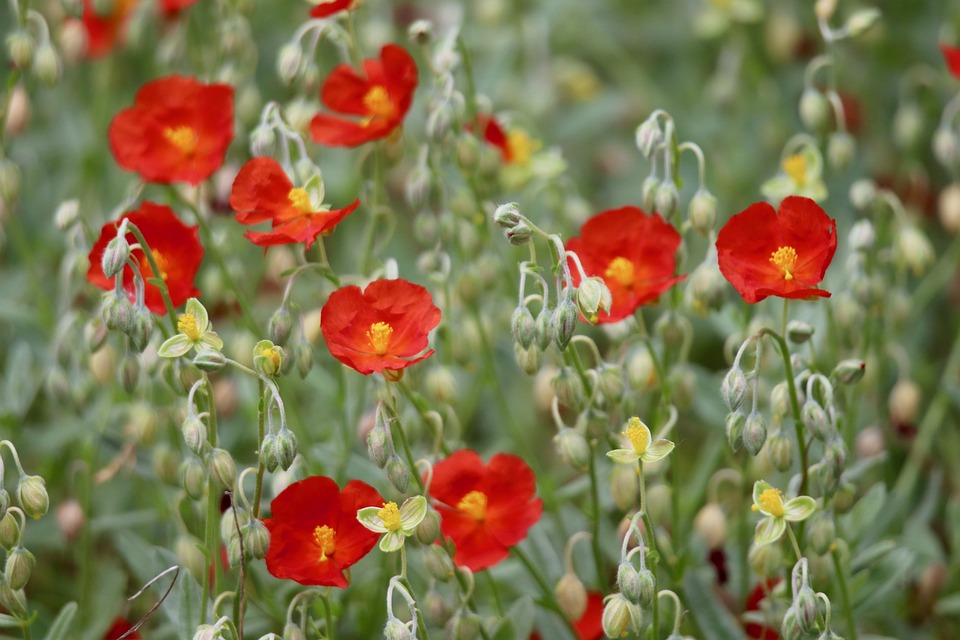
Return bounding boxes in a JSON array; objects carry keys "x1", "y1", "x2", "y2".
[
  {"x1": 744, "y1": 579, "x2": 781, "y2": 640},
  {"x1": 264, "y1": 475, "x2": 382, "y2": 587},
  {"x1": 429, "y1": 450, "x2": 542, "y2": 572},
  {"x1": 716, "y1": 196, "x2": 837, "y2": 304},
  {"x1": 75, "y1": 0, "x2": 138, "y2": 59},
  {"x1": 321, "y1": 278, "x2": 440, "y2": 375},
  {"x1": 109, "y1": 75, "x2": 234, "y2": 185},
  {"x1": 86, "y1": 202, "x2": 203, "y2": 314},
  {"x1": 160, "y1": 0, "x2": 199, "y2": 15},
  {"x1": 942, "y1": 44, "x2": 960, "y2": 79},
  {"x1": 565, "y1": 206, "x2": 684, "y2": 323},
  {"x1": 310, "y1": 0, "x2": 353, "y2": 18},
  {"x1": 310, "y1": 44, "x2": 418, "y2": 147},
  {"x1": 229, "y1": 157, "x2": 359, "y2": 249},
  {"x1": 104, "y1": 617, "x2": 141, "y2": 640}
]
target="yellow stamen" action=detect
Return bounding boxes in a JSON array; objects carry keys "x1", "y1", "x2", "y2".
[
  {"x1": 288, "y1": 187, "x2": 312, "y2": 213},
  {"x1": 623, "y1": 417, "x2": 649, "y2": 455},
  {"x1": 366, "y1": 321, "x2": 393, "y2": 356},
  {"x1": 313, "y1": 525, "x2": 336, "y2": 562},
  {"x1": 163, "y1": 126, "x2": 199, "y2": 155},
  {"x1": 177, "y1": 314, "x2": 200, "y2": 341},
  {"x1": 457, "y1": 490, "x2": 488, "y2": 521},
  {"x1": 264, "y1": 346, "x2": 282, "y2": 372},
  {"x1": 506, "y1": 129, "x2": 539, "y2": 165},
  {"x1": 782, "y1": 153, "x2": 808, "y2": 187},
  {"x1": 378, "y1": 502, "x2": 401, "y2": 532},
  {"x1": 769, "y1": 246, "x2": 798, "y2": 281},
  {"x1": 604, "y1": 257, "x2": 635, "y2": 288},
  {"x1": 362, "y1": 85, "x2": 394, "y2": 119},
  {"x1": 141, "y1": 250, "x2": 169, "y2": 281},
  {"x1": 757, "y1": 488, "x2": 785, "y2": 517}
]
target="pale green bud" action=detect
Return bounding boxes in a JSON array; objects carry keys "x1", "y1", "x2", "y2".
[
  {"x1": 688, "y1": 188, "x2": 717, "y2": 235},
  {"x1": 554, "y1": 428, "x2": 590, "y2": 471},
  {"x1": 4, "y1": 547, "x2": 35, "y2": 590},
  {"x1": 269, "y1": 305, "x2": 295, "y2": 346},
  {"x1": 386, "y1": 454, "x2": 409, "y2": 493},
  {"x1": 33, "y1": 43, "x2": 61, "y2": 86},
  {"x1": 384, "y1": 617, "x2": 413, "y2": 640},
  {"x1": 17, "y1": 475, "x2": 48, "y2": 519},
  {"x1": 555, "y1": 571, "x2": 588, "y2": 621},
  {"x1": 641, "y1": 176, "x2": 659, "y2": 212},
  {"x1": 101, "y1": 235, "x2": 131, "y2": 278},
  {"x1": 6, "y1": 30, "x2": 35, "y2": 70},
  {"x1": 0, "y1": 511, "x2": 19, "y2": 549},
  {"x1": 799, "y1": 89, "x2": 830, "y2": 132},
  {"x1": 654, "y1": 181, "x2": 679, "y2": 218},
  {"x1": 721, "y1": 367, "x2": 747, "y2": 411},
  {"x1": 181, "y1": 414, "x2": 207, "y2": 456},
  {"x1": 423, "y1": 544, "x2": 455, "y2": 581},
  {"x1": 786, "y1": 320, "x2": 814, "y2": 344},
  {"x1": 208, "y1": 448, "x2": 237, "y2": 490},
  {"x1": 193, "y1": 348, "x2": 226, "y2": 373},
  {"x1": 243, "y1": 519, "x2": 270, "y2": 560},
  {"x1": 415, "y1": 507, "x2": 441, "y2": 544},
  {"x1": 726, "y1": 410, "x2": 746, "y2": 452},
  {"x1": 514, "y1": 342, "x2": 541, "y2": 375}
]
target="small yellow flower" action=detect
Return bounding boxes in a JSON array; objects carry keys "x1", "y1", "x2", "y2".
[
  {"x1": 751, "y1": 480, "x2": 816, "y2": 546},
  {"x1": 606, "y1": 417, "x2": 675, "y2": 465},
  {"x1": 357, "y1": 495, "x2": 428, "y2": 552},
  {"x1": 158, "y1": 298, "x2": 223, "y2": 358}
]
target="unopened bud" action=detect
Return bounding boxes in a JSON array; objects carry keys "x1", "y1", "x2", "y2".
[
  {"x1": 635, "y1": 116, "x2": 663, "y2": 158},
  {"x1": 0, "y1": 511, "x2": 18, "y2": 549},
  {"x1": 208, "y1": 448, "x2": 237, "y2": 490},
  {"x1": 616, "y1": 562, "x2": 642, "y2": 604},
  {"x1": 844, "y1": 8, "x2": 881, "y2": 37},
  {"x1": 641, "y1": 176, "x2": 659, "y2": 212},
  {"x1": 128, "y1": 309, "x2": 155, "y2": 352},
  {"x1": 277, "y1": 43, "x2": 302, "y2": 85},
  {"x1": 555, "y1": 572, "x2": 588, "y2": 620},
  {"x1": 786, "y1": 320, "x2": 814, "y2": 344},
  {"x1": 814, "y1": 0, "x2": 836, "y2": 21},
  {"x1": 808, "y1": 511, "x2": 835, "y2": 555},
  {"x1": 894, "y1": 225, "x2": 934, "y2": 276},
  {"x1": 101, "y1": 235, "x2": 131, "y2": 278},
  {"x1": 848, "y1": 219, "x2": 875, "y2": 252},
  {"x1": 102, "y1": 293, "x2": 135, "y2": 333},
  {"x1": 801, "y1": 400, "x2": 832, "y2": 441},
  {"x1": 17, "y1": 475, "x2": 48, "y2": 519},
  {"x1": 193, "y1": 348, "x2": 226, "y2": 373},
  {"x1": 5, "y1": 547, "x2": 35, "y2": 590},
  {"x1": 694, "y1": 503, "x2": 727, "y2": 549},
  {"x1": 552, "y1": 296, "x2": 578, "y2": 350},
  {"x1": 181, "y1": 414, "x2": 207, "y2": 456},
  {"x1": 33, "y1": 44, "x2": 62, "y2": 86},
  {"x1": 826, "y1": 131, "x2": 855, "y2": 170},
  {"x1": 269, "y1": 305, "x2": 295, "y2": 346},
  {"x1": 384, "y1": 617, "x2": 413, "y2": 640},
  {"x1": 506, "y1": 220, "x2": 533, "y2": 245},
  {"x1": 721, "y1": 367, "x2": 748, "y2": 411},
  {"x1": 243, "y1": 519, "x2": 270, "y2": 559},
  {"x1": 794, "y1": 585, "x2": 819, "y2": 632},
  {"x1": 576, "y1": 277, "x2": 612, "y2": 324},
  {"x1": 407, "y1": 19, "x2": 433, "y2": 46},
  {"x1": 768, "y1": 431, "x2": 794, "y2": 471},
  {"x1": 445, "y1": 609, "x2": 481, "y2": 640},
  {"x1": 0, "y1": 159, "x2": 22, "y2": 204},
  {"x1": 511, "y1": 306, "x2": 537, "y2": 349},
  {"x1": 274, "y1": 428, "x2": 298, "y2": 471},
  {"x1": 493, "y1": 202, "x2": 521, "y2": 228},
  {"x1": 153, "y1": 444, "x2": 180, "y2": 485},
  {"x1": 934, "y1": 127, "x2": 959, "y2": 169},
  {"x1": 781, "y1": 606, "x2": 804, "y2": 640},
  {"x1": 832, "y1": 359, "x2": 865, "y2": 385},
  {"x1": 282, "y1": 622, "x2": 306, "y2": 640},
  {"x1": 386, "y1": 454, "x2": 410, "y2": 492},
  {"x1": 535, "y1": 307, "x2": 552, "y2": 351},
  {"x1": 514, "y1": 342, "x2": 541, "y2": 375},
  {"x1": 552, "y1": 368, "x2": 584, "y2": 408},
  {"x1": 120, "y1": 356, "x2": 139, "y2": 393},
  {"x1": 602, "y1": 593, "x2": 640, "y2": 639},
  {"x1": 743, "y1": 412, "x2": 767, "y2": 456},
  {"x1": 688, "y1": 188, "x2": 717, "y2": 235},
  {"x1": 6, "y1": 30, "x2": 35, "y2": 70},
  {"x1": 250, "y1": 124, "x2": 276, "y2": 156},
  {"x1": 894, "y1": 103, "x2": 924, "y2": 150},
  {"x1": 221, "y1": 506, "x2": 249, "y2": 543},
  {"x1": 0, "y1": 582, "x2": 26, "y2": 618},
  {"x1": 726, "y1": 410, "x2": 746, "y2": 451},
  {"x1": 889, "y1": 378, "x2": 921, "y2": 425},
  {"x1": 366, "y1": 420, "x2": 392, "y2": 468},
  {"x1": 799, "y1": 89, "x2": 830, "y2": 132},
  {"x1": 176, "y1": 535, "x2": 206, "y2": 583},
  {"x1": 654, "y1": 181, "x2": 679, "y2": 218},
  {"x1": 939, "y1": 183, "x2": 960, "y2": 233},
  {"x1": 0, "y1": 490, "x2": 8, "y2": 519},
  {"x1": 823, "y1": 436, "x2": 847, "y2": 482},
  {"x1": 260, "y1": 432, "x2": 279, "y2": 472},
  {"x1": 415, "y1": 507, "x2": 441, "y2": 544},
  {"x1": 3, "y1": 84, "x2": 29, "y2": 137},
  {"x1": 554, "y1": 428, "x2": 590, "y2": 471},
  {"x1": 423, "y1": 544, "x2": 455, "y2": 581},
  {"x1": 253, "y1": 340, "x2": 284, "y2": 377},
  {"x1": 749, "y1": 542, "x2": 783, "y2": 578}
]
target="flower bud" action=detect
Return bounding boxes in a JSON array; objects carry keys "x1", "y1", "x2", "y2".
[
  {"x1": 17, "y1": 475, "x2": 48, "y2": 519},
  {"x1": 602, "y1": 593, "x2": 640, "y2": 638},
  {"x1": 889, "y1": 378, "x2": 920, "y2": 425},
  {"x1": 826, "y1": 131, "x2": 855, "y2": 170},
  {"x1": 281, "y1": 623, "x2": 306, "y2": 640},
  {"x1": 894, "y1": 226, "x2": 934, "y2": 276},
  {"x1": 720, "y1": 367, "x2": 748, "y2": 411},
  {"x1": 253, "y1": 340, "x2": 284, "y2": 377},
  {"x1": 3, "y1": 84, "x2": 29, "y2": 137},
  {"x1": 0, "y1": 511, "x2": 18, "y2": 550},
  {"x1": 743, "y1": 412, "x2": 768, "y2": 454},
  {"x1": 250, "y1": 124, "x2": 276, "y2": 157},
  {"x1": 408, "y1": 19, "x2": 433, "y2": 45},
  {"x1": 552, "y1": 297, "x2": 578, "y2": 351},
  {"x1": 269, "y1": 305, "x2": 295, "y2": 346},
  {"x1": 493, "y1": 202, "x2": 521, "y2": 228},
  {"x1": 780, "y1": 606, "x2": 804, "y2": 640},
  {"x1": 694, "y1": 503, "x2": 727, "y2": 549},
  {"x1": 415, "y1": 507, "x2": 441, "y2": 544},
  {"x1": 0, "y1": 490, "x2": 9, "y2": 520},
  {"x1": 152, "y1": 444, "x2": 179, "y2": 485},
  {"x1": 610, "y1": 463, "x2": 638, "y2": 510},
  {"x1": 176, "y1": 534, "x2": 206, "y2": 583},
  {"x1": 823, "y1": 436, "x2": 847, "y2": 482},
  {"x1": 534, "y1": 307, "x2": 553, "y2": 351},
  {"x1": 5, "y1": 546, "x2": 35, "y2": 590},
  {"x1": 814, "y1": 0, "x2": 837, "y2": 20},
  {"x1": 259, "y1": 432, "x2": 279, "y2": 472},
  {"x1": 554, "y1": 428, "x2": 591, "y2": 471},
  {"x1": 277, "y1": 43, "x2": 302, "y2": 85},
  {"x1": 514, "y1": 342, "x2": 541, "y2": 376},
  {"x1": 0, "y1": 159, "x2": 21, "y2": 204},
  {"x1": 221, "y1": 506, "x2": 249, "y2": 543},
  {"x1": 793, "y1": 585, "x2": 819, "y2": 632},
  {"x1": 384, "y1": 617, "x2": 413, "y2": 640},
  {"x1": 688, "y1": 188, "x2": 717, "y2": 235},
  {"x1": 636, "y1": 568, "x2": 656, "y2": 609},
  {"x1": 802, "y1": 400, "x2": 832, "y2": 440},
  {"x1": 768, "y1": 431, "x2": 794, "y2": 472},
  {"x1": 848, "y1": 219, "x2": 875, "y2": 252},
  {"x1": 386, "y1": 454, "x2": 410, "y2": 493},
  {"x1": 844, "y1": 8, "x2": 881, "y2": 37},
  {"x1": 799, "y1": 89, "x2": 829, "y2": 132},
  {"x1": 576, "y1": 277, "x2": 612, "y2": 324},
  {"x1": 181, "y1": 414, "x2": 207, "y2": 456},
  {"x1": 654, "y1": 181, "x2": 679, "y2": 218},
  {"x1": 552, "y1": 368, "x2": 584, "y2": 408},
  {"x1": 641, "y1": 176, "x2": 659, "y2": 212},
  {"x1": 849, "y1": 179, "x2": 876, "y2": 210},
  {"x1": 274, "y1": 428, "x2": 298, "y2": 471},
  {"x1": 193, "y1": 348, "x2": 226, "y2": 373},
  {"x1": 294, "y1": 342, "x2": 313, "y2": 379},
  {"x1": 938, "y1": 183, "x2": 960, "y2": 234},
  {"x1": 616, "y1": 562, "x2": 642, "y2": 604},
  {"x1": 894, "y1": 103, "x2": 924, "y2": 150},
  {"x1": 101, "y1": 235, "x2": 131, "y2": 278},
  {"x1": 445, "y1": 609, "x2": 481, "y2": 640},
  {"x1": 726, "y1": 410, "x2": 746, "y2": 451},
  {"x1": 366, "y1": 420, "x2": 392, "y2": 469},
  {"x1": 243, "y1": 519, "x2": 271, "y2": 559},
  {"x1": 128, "y1": 309, "x2": 155, "y2": 352},
  {"x1": 423, "y1": 544, "x2": 455, "y2": 581},
  {"x1": 635, "y1": 117, "x2": 663, "y2": 157},
  {"x1": 511, "y1": 306, "x2": 537, "y2": 349},
  {"x1": 933, "y1": 127, "x2": 958, "y2": 169},
  {"x1": 506, "y1": 220, "x2": 533, "y2": 245},
  {"x1": 208, "y1": 448, "x2": 237, "y2": 490},
  {"x1": 102, "y1": 292, "x2": 136, "y2": 333},
  {"x1": 6, "y1": 30, "x2": 35, "y2": 70},
  {"x1": 555, "y1": 572, "x2": 588, "y2": 620},
  {"x1": 832, "y1": 359, "x2": 865, "y2": 385},
  {"x1": 33, "y1": 44, "x2": 62, "y2": 86},
  {"x1": 0, "y1": 582, "x2": 26, "y2": 618},
  {"x1": 786, "y1": 321, "x2": 814, "y2": 344}
]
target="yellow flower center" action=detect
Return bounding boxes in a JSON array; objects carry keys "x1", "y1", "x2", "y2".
[
  {"x1": 264, "y1": 346, "x2": 282, "y2": 371},
  {"x1": 363, "y1": 85, "x2": 394, "y2": 119},
  {"x1": 366, "y1": 321, "x2": 393, "y2": 356},
  {"x1": 177, "y1": 313, "x2": 200, "y2": 341},
  {"x1": 769, "y1": 246, "x2": 798, "y2": 281},
  {"x1": 756, "y1": 488, "x2": 785, "y2": 517},
  {"x1": 140, "y1": 250, "x2": 169, "y2": 281},
  {"x1": 288, "y1": 187, "x2": 312, "y2": 213},
  {"x1": 782, "y1": 153, "x2": 808, "y2": 187},
  {"x1": 378, "y1": 502, "x2": 402, "y2": 532},
  {"x1": 163, "y1": 126, "x2": 199, "y2": 155},
  {"x1": 623, "y1": 417, "x2": 649, "y2": 454},
  {"x1": 506, "y1": 129, "x2": 538, "y2": 165},
  {"x1": 313, "y1": 525, "x2": 336, "y2": 562},
  {"x1": 604, "y1": 256, "x2": 635, "y2": 288},
  {"x1": 457, "y1": 490, "x2": 488, "y2": 521}
]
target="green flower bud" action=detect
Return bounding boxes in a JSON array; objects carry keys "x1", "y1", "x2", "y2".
[
  {"x1": 221, "y1": 506, "x2": 250, "y2": 543},
  {"x1": 101, "y1": 235, "x2": 131, "y2": 278},
  {"x1": 721, "y1": 367, "x2": 748, "y2": 411},
  {"x1": 33, "y1": 43, "x2": 61, "y2": 86},
  {"x1": 832, "y1": 359, "x2": 865, "y2": 385},
  {"x1": 260, "y1": 432, "x2": 280, "y2": 472},
  {"x1": 283, "y1": 622, "x2": 306, "y2": 640},
  {"x1": 794, "y1": 585, "x2": 819, "y2": 633},
  {"x1": 424, "y1": 366, "x2": 457, "y2": 403},
  {"x1": 799, "y1": 88, "x2": 829, "y2": 132},
  {"x1": 407, "y1": 19, "x2": 433, "y2": 45},
  {"x1": 253, "y1": 340, "x2": 284, "y2": 377},
  {"x1": 641, "y1": 176, "x2": 659, "y2": 212},
  {"x1": 120, "y1": 356, "x2": 139, "y2": 393},
  {"x1": 0, "y1": 490, "x2": 8, "y2": 519},
  {"x1": 208, "y1": 448, "x2": 237, "y2": 490},
  {"x1": 743, "y1": 412, "x2": 768, "y2": 456},
  {"x1": 726, "y1": 410, "x2": 746, "y2": 451},
  {"x1": 781, "y1": 606, "x2": 804, "y2": 640},
  {"x1": 827, "y1": 130, "x2": 855, "y2": 170},
  {"x1": 0, "y1": 582, "x2": 26, "y2": 618},
  {"x1": 423, "y1": 589, "x2": 450, "y2": 625},
  {"x1": 423, "y1": 544, "x2": 455, "y2": 582},
  {"x1": 693, "y1": 503, "x2": 727, "y2": 549},
  {"x1": 576, "y1": 277, "x2": 612, "y2": 324},
  {"x1": 128, "y1": 309, "x2": 155, "y2": 352},
  {"x1": 552, "y1": 296, "x2": 579, "y2": 350},
  {"x1": 786, "y1": 320, "x2": 815, "y2": 344},
  {"x1": 294, "y1": 342, "x2": 313, "y2": 379},
  {"x1": 445, "y1": 609, "x2": 481, "y2": 640},
  {"x1": 749, "y1": 542, "x2": 782, "y2": 578},
  {"x1": 193, "y1": 348, "x2": 226, "y2": 373},
  {"x1": 102, "y1": 292, "x2": 136, "y2": 333},
  {"x1": 616, "y1": 562, "x2": 642, "y2": 604},
  {"x1": 17, "y1": 475, "x2": 48, "y2": 519},
  {"x1": 277, "y1": 43, "x2": 302, "y2": 85},
  {"x1": 269, "y1": 305, "x2": 295, "y2": 346},
  {"x1": 688, "y1": 188, "x2": 717, "y2": 235},
  {"x1": 552, "y1": 367, "x2": 584, "y2": 408},
  {"x1": 505, "y1": 220, "x2": 532, "y2": 245},
  {"x1": 0, "y1": 511, "x2": 18, "y2": 550},
  {"x1": 5, "y1": 546, "x2": 35, "y2": 590},
  {"x1": 415, "y1": 507, "x2": 441, "y2": 544},
  {"x1": 243, "y1": 518, "x2": 270, "y2": 560},
  {"x1": 635, "y1": 117, "x2": 664, "y2": 157},
  {"x1": 768, "y1": 431, "x2": 794, "y2": 472},
  {"x1": 386, "y1": 454, "x2": 410, "y2": 493},
  {"x1": 555, "y1": 571, "x2": 588, "y2": 621},
  {"x1": 610, "y1": 463, "x2": 638, "y2": 511},
  {"x1": 176, "y1": 534, "x2": 207, "y2": 583},
  {"x1": 153, "y1": 444, "x2": 180, "y2": 485},
  {"x1": 493, "y1": 202, "x2": 521, "y2": 228},
  {"x1": 636, "y1": 568, "x2": 656, "y2": 609},
  {"x1": 597, "y1": 364, "x2": 624, "y2": 403},
  {"x1": 181, "y1": 414, "x2": 207, "y2": 456},
  {"x1": 274, "y1": 428, "x2": 298, "y2": 471},
  {"x1": 823, "y1": 436, "x2": 847, "y2": 482},
  {"x1": 384, "y1": 617, "x2": 413, "y2": 640},
  {"x1": 511, "y1": 306, "x2": 537, "y2": 348},
  {"x1": 654, "y1": 181, "x2": 679, "y2": 218},
  {"x1": 6, "y1": 30, "x2": 35, "y2": 70},
  {"x1": 534, "y1": 307, "x2": 553, "y2": 351},
  {"x1": 366, "y1": 419, "x2": 392, "y2": 469},
  {"x1": 844, "y1": 8, "x2": 880, "y2": 37},
  {"x1": 809, "y1": 511, "x2": 836, "y2": 556},
  {"x1": 250, "y1": 124, "x2": 276, "y2": 156},
  {"x1": 801, "y1": 400, "x2": 832, "y2": 441},
  {"x1": 554, "y1": 428, "x2": 591, "y2": 471},
  {"x1": 602, "y1": 593, "x2": 640, "y2": 639}
]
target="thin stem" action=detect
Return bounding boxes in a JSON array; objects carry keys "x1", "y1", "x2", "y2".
[
  {"x1": 587, "y1": 445, "x2": 605, "y2": 589},
  {"x1": 830, "y1": 548, "x2": 858, "y2": 640},
  {"x1": 512, "y1": 545, "x2": 580, "y2": 638},
  {"x1": 639, "y1": 466, "x2": 659, "y2": 639},
  {"x1": 388, "y1": 407, "x2": 426, "y2": 494},
  {"x1": 252, "y1": 379, "x2": 266, "y2": 519},
  {"x1": 125, "y1": 224, "x2": 179, "y2": 333},
  {"x1": 785, "y1": 525, "x2": 803, "y2": 564},
  {"x1": 319, "y1": 592, "x2": 336, "y2": 640},
  {"x1": 759, "y1": 329, "x2": 808, "y2": 494}
]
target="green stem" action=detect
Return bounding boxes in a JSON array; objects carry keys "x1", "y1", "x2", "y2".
[
  {"x1": 785, "y1": 524, "x2": 803, "y2": 563},
  {"x1": 319, "y1": 592, "x2": 336, "y2": 640},
  {"x1": 252, "y1": 379, "x2": 266, "y2": 519},
  {"x1": 639, "y1": 467, "x2": 659, "y2": 639},
  {"x1": 759, "y1": 329, "x2": 808, "y2": 494},
  {"x1": 358, "y1": 145, "x2": 384, "y2": 275},
  {"x1": 387, "y1": 403, "x2": 426, "y2": 494},
  {"x1": 831, "y1": 548, "x2": 858, "y2": 640},
  {"x1": 126, "y1": 223, "x2": 179, "y2": 333},
  {"x1": 200, "y1": 374, "x2": 220, "y2": 623},
  {"x1": 455, "y1": 34, "x2": 479, "y2": 124},
  {"x1": 587, "y1": 446, "x2": 605, "y2": 589}
]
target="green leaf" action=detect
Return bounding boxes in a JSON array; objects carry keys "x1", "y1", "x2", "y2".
[
  {"x1": 504, "y1": 596, "x2": 535, "y2": 639},
  {"x1": 684, "y1": 569, "x2": 747, "y2": 640},
  {"x1": 491, "y1": 618, "x2": 517, "y2": 640},
  {"x1": 43, "y1": 602, "x2": 78, "y2": 640},
  {"x1": 843, "y1": 484, "x2": 886, "y2": 543}
]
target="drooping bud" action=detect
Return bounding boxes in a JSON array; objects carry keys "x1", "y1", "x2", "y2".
[
  {"x1": 535, "y1": 308, "x2": 553, "y2": 351},
  {"x1": 844, "y1": 8, "x2": 881, "y2": 37},
  {"x1": 445, "y1": 608, "x2": 481, "y2": 640},
  {"x1": 551, "y1": 368, "x2": 584, "y2": 408},
  {"x1": 808, "y1": 511, "x2": 836, "y2": 556},
  {"x1": 101, "y1": 234, "x2": 131, "y2": 278},
  {"x1": 894, "y1": 225, "x2": 934, "y2": 276},
  {"x1": 832, "y1": 359, "x2": 865, "y2": 385},
  {"x1": 641, "y1": 176, "x2": 659, "y2": 212},
  {"x1": 277, "y1": 43, "x2": 302, "y2": 85},
  {"x1": 602, "y1": 593, "x2": 640, "y2": 639},
  {"x1": 493, "y1": 202, "x2": 522, "y2": 228},
  {"x1": 181, "y1": 413, "x2": 208, "y2": 456},
  {"x1": 749, "y1": 542, "x2": 783, "y2": 578},
  {"x1": 688, "y1": 188, "x2": 717, "y2": 235},
  {"x1": 127, "y1": 308, "x2": 155, "y2": 352},
  {"x1": 407, "y1": 19, "x2": 433, "y2": 46},
  {"x1": 274, "y1": 428, "x2": 298, "y2": 471},
  {"x1": 654, "y1": 181, "x2": 679, "y2": 218},
  {"x1": 259, "y1": 432, "x2": 279, "y2": 472},
  {"x1": 576, "y1": 277, "x2": 612, "y2": 324},
  {"x1": 554, "y1": 428, "x2": 591, "y2": 471},
  {"x1": 269, "y1": 305, "x2": 295, "y2": 346},
  {"x1": 616, "y1": 562, "x2": 642, "y2": 604},
  {"x1": 514, "y1": 342, "x2": 541, "y2": 375},
  {"x1": 0, "y1": 582, "x2": 27, "y2": 618},
  {"x1": 423, "y1": 544, "x2": 455, "y2": 581},
  {"x1": 5, "y1": 546, "x2": 35, "y2": 590},
  {"x1": 102, "y1": 293, "x2": 135, "y2": 334},
  {"x1": 555, "y1": 572, "x2": 588, "y2": 621},
  {"x1": 511, "y1": 306, "x2": 537, "y2": 349},
  {"x1": 17, "y1": 475, "x2": 49, "y2": 519},
  {"x1": 385, "y1": 454, "x2": 410, "y2": 493},
  {"x1": 694, "y1": 502, "x2": 727, "y2": 549},
  {"x1": 826, "y1": 131, "x2": 855, "y2": 170},
  {"x1": 243, "y1": 519, "x2": 271, "y2": 559},
  {"x1": 193, "y1": 348, "x2": 227, "y2": 373},
  {"x1": 6, "y1": 30, "x2": 35, "y2": 70},
  {"x1": 889, "y1": 378, "x2": 921, "y2": 425},
  {"x1": 0, "y1": 511, "x2": 18, "y2": 549},
  {"x1": 635, "y1": 116, "x2": 664, "y2": 158},
  {"x1": 938, "y1": 183, "x2": 960, "y2": 234},
  {"x1": 33, "y1": 43, "x2": 62, "y2": 86},
  {"x1": 552, "y1": 295, "x2": 579, "y2": 350},
  {"x1": 799, "y1": 89, "x2": 830, "y2": 132},
  {"x1": 415, "y1": 507, "x2": 441, "y2": 544},
  {"x1": 801, "y1": 400, "x2": 833, "y2": 440},
  {"x1": 720, "y1": 367, "x2": 748, "y2": 411},
  {"x1": 725, "y1": 410, "x2": 746, "y2": 451},
  {"x1": 366, "y1": 418, "x2": 392, "y2": 469},
  {"x1": 786, "y1": 321, "x2": 815, "y2": 344},
  {"x1": 384, "y1": 617, "x2": 413, "y2": 640},
  {"x1": 208, "y1": 448, "x2": 237, "y2": 490},
  {"x1": 768, "y1": 431, "x2": 794, "y2": 472}
]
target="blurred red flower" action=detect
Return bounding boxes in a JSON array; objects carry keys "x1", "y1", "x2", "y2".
[
  {"x1": 429, "y1": 450, "x2": 542, "y2": 572},
  {"x1": 103, "y1": 617, "x2": 141, "y2": 640},
  {"x1": 264, "y1": 475, "x2": 382, "y2": 587},
  {"x1": 86, "y1": 202, "x2": 203, "y2": 314},
  {"x1": 76, "y1": 0, "x2": 137, "y2": 59},
  {"x1": 229, "y1": 157, "x2": 359, "y2": 249},
  {"x1": 941, "y1": 44, "x2": 960, "y2": 78},
  {"x1": 744, "y1": 579, "x2": 781, "y2": 640},
  {"x1": 310, "y1": 0, "x2": 352, "y2": 18},
  {"x1": 565, "y1": 206, "x2": 684, "y2": 323},
  {"x1": 160, "y1": 0, "x2": 200, "y2": 16},
  {"x1": 310, "y1": 44, "x2": 418, "y2": 147},
  {"x1": 109, "y1": 75, "x2": 234, "y2": 185},
  {"x1": 716, "y1": 196, "x2": 836, "y2": 304},
  {"x1": 529, "y1": 591, "x2": 604, "y2": 640},
  {"x1": 321, "y1": 278, "x2": 440, "y2": 375}
]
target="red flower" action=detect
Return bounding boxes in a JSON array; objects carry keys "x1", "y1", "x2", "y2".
[
  {"x1": 86, "y1": 202, "x2": 203, "y2": 314},
  {"x1": 229, "y1": 157, "x2": 359, "y2": 249},
  {"x1": 529, "y1": 591, "x2": 603, "y2": 640},
  {"x1": 160, "y1": 0, "x2": 200, "y2": 16},
  {"x1": 264, "y1": 475, "x2": 382, "y2": 587},
  {"x1": 310, "y1": 0, "x2": 353, "y2": 18},
  {"x1": 744, "y1": 579, "x2": 781, "y2": 640},
  {"x1": 104, "y1": 617, "x2": 141, "y2": 640},
  {"x1": 716, "y1": 196, "x2": 837, "y2": 304},
  {"x1": 109, "y1": 75, "x2": 234, "y2": 185},
  {"x1": 942, "y1": 44, "x2": 960, "y2": 79},
  {"x1": 565, "y1": 206, "x2": 684, "y2": 323},
  {"x1": 321, "y1": 279, "x2": 440, "y2": 375},
  {"x1": 429, "y1": 450, "x2": 542, "y2": 572},
  {"x1": 310, "y1": 44, "x2": 418, "y2": 147},
  {"x1": 76, "y1": 0, "x2": 137, "y2": 59}
]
